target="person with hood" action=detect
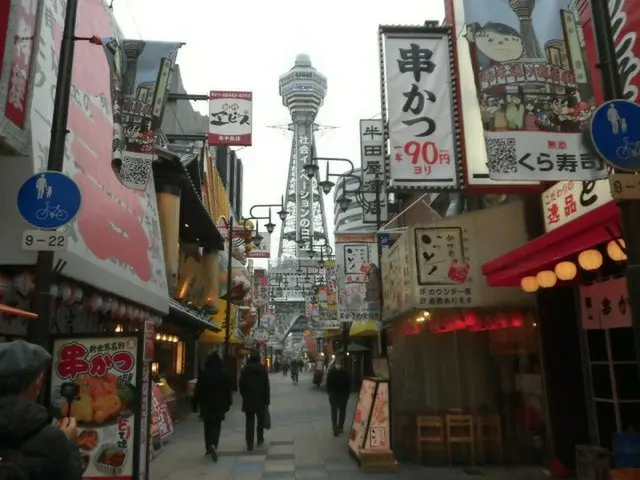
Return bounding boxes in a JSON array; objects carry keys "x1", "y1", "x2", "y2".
[
  {"x1": 0, "y1": 340, "x2": 82, "y2": 479},
  {"x1": 326, "y1": 354, "x2": 351, "y2": 436},
  {"x1": 239, "y1": 352, "x2": 270, "y2": 451},
  {"x1": 192, "y1": 351, "x2": 232, "y2": 461}
]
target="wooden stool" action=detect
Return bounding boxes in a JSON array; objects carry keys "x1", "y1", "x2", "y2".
[
  {"x1": 477, "y1": 414, "x2": 503, "y2": 464},
  {"x1": 416, "y1": 415, "x2": 446, "y2": 464},
  {"x1": 445, "y1": 414, "x2": 475, "y2": 466}
]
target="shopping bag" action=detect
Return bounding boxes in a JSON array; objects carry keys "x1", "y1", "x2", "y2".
[{"x1": 263, "y1": 407, "x2": 271, "y2": 430}]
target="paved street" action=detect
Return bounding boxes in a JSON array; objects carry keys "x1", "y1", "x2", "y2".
[{"x1": 150, "y1": 371, "x2": 477, "y2": 479}]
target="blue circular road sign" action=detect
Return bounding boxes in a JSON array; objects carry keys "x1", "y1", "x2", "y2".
[
  {"x1": 590, "y1": 99, "x2": 640, "y2": 172},
  {"x1": 17, "y1": 171, "x2": 82, "y2": 229}
]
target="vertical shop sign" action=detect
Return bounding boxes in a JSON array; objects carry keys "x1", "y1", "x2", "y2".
[
  {"x1": 380, "y1": 26, "x2": 460, "y2": 189},
  {"x1": 151, "y1": 383, "x2": 174, "y2": 439},
  {"x1": 101, "y1": 39, "x2": 182, "y2": 191},
  {"x1": 608, "y1": 0, "x2": 640, "y2": 102},
  {"x1": 335, "y1": 234, "x2": 380, "y2": 322},
  {"x1": 50, "y1": 335, "x2": 145, "y2": 479},
  {"x1": 579, "y1": 278, "x2": 631, "y2": 329},
  {"x1": 324, "y1": 259, "x2": 338, "y2": 312},
  {"x1": 462, "y1": 0, "x2": 605, "y2": 181},
  {"x1": 359, "y1": 119, "x2": 388, "y2": 223},
  {"x1": 542, "y1": 180, "x2": 613, "y2": 232},
  {"x1": 252, "y1": 269, "x2": 269, "y2": 307},
  {"x1": 414, "y1": 226, "x2": 473, "y2": 306},
  {"x1": 208, "y1": 91, "x2": 253, "y2": 146}
]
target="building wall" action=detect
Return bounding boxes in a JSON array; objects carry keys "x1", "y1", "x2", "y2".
[{"x1": 333, "y1": 169, "x2": 376, "y2": 233}]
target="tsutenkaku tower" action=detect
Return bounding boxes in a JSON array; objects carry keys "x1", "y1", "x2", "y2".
[{"x1": 277, "y1": 54, "x2": 329, "y2": 259}]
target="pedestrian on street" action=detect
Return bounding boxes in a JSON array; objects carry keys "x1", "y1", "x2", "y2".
[
  {"x1": 239, "y1": 352, "x2": 270, "y2": 451},
  {"x1": 192, "y1": 351, "x2": 232, "y2": 461},
  {"x1": 290, "y1": 358, "x2": 299, "y2": 384},
  {"x1": 0, "y1": 340, "x2": 82, "y2": 479},
  {"x1": 326, "y1": 354, "x2": 351, "y2": 436}
]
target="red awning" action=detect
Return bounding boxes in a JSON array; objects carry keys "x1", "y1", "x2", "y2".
[{"x1": 482, "y1": 202, "x2": 621, "y2": 287}]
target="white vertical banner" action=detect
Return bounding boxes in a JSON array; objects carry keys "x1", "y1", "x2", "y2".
[
  {"x1": 359, "y1": 119, "x2": 388, "y2": 224},
  {"x1": 335, "y1": 233, "x2": 380, "y2": 322},
  {"x1": 208, "y1": 91, "x2": 253, "y2": 146},
  {"x1": 380, "y1": 26, "x2": 460, "y2": 190}
]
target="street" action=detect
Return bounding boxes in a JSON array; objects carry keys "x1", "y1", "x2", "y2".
[{"x1": 149, "y1": 372, "x2": 476, "y2": 480}]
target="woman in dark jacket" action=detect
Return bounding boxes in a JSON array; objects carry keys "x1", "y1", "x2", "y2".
[
  {"x1": 192, "y1": 352, "x2": 232, "y2": 460},
  {"x1": 239, "y1": 352, "x2": 270, "y2": 451}
]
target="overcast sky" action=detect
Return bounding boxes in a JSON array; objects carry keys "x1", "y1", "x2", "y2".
[{"x1": 113, "y1": 0, "x2": 445, "y2": 260}]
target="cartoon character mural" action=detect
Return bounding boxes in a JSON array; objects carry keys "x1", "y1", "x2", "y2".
[{"x1": 463, "y1": 1, "x2": 596, "y2": 134}]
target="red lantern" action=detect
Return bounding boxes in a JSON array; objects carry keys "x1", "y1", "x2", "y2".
[
  {"x1": 510, "y1": 311, "x2": 525, "y2": 328},
  {"x1": 462, "y1": 310, "x2": 479, "y2": 328}
]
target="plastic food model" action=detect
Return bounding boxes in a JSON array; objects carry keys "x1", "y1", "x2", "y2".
[{"x1": 60, "y1": 373, "x2": 124, "y2": 424}]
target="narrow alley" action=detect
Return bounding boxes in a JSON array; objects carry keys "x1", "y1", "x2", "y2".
[{"x1": 149, "y1": 372, "x2": 474, "y2": 480}]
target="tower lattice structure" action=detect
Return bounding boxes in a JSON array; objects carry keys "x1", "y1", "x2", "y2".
[{"x1": 277, "y1": 54, "x2": 329, "y2": 260}]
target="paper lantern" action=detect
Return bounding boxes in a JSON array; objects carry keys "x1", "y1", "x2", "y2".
[
  {"x1": 555, "y1": 261, "x2": 577, "y2": 281},
  {"x1": 0, "y1": 274, "x2": 12, "y2": 302},
  {"x1": 85, "y1": 293, "x2": 102, "y2": 313},
  {"x1": 607, "y1": 239, "x2": 627, "y2": 262},
  {"x1": 510, "y1": 311, "x2": 525, "y2": 328},
  {"x1": 536, "y1": 270, "x2": 557, "y2": 288},
  {"x1": 578, "y1": 249, "x2": 603, "y2": 271},
  {"x1": 462, "y1": 310, "x2": 479, "y2": 328},
  {"x1": 13, "y1": 272, "x2": 35, "y2": 297},
  {"x1": 520, "y1": 276, "x2": 539, "y2": 293}
]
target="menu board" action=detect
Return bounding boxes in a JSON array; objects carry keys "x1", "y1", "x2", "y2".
[
  {"x1": 365, "y1": 381, "x2": 390, "y2": 449},
  {"x1": 50, "y1": 335, "x2": 143, "y2": 480},
  {"x1": 349, "y1": 379, "x2": 376, "y2": 453},
  {"x1": 151, "y1": 383, "x2": 174, "y2": 439}
]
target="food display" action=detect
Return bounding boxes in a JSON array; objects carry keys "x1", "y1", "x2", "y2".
[{"x1": 50, "y1": 336, "x2": 141, "y2": 479}]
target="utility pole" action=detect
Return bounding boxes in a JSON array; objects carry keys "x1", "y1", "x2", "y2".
[
  {"x1": 29, "y1": 0, "x2": 79, "y2": 347},
  {"x1": 590, "y1": 0, "x2": 640, "y2": 375}
]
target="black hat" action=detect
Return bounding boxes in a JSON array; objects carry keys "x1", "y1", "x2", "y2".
[{"x1": 0, "y1": 340, "x2": 51, "y2": 377}]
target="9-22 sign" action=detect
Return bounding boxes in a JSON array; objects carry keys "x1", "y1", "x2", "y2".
[{"x1": 21, "y1": 229, "x2": 69, "y2": 252}]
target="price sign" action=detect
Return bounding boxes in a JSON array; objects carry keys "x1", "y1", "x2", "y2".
[
  {"x1": 609, "y1": 173, "x2": 640, "y2": 200},
  {"x1": 21, "y1": 229, "x2": 69, "y2": 251}
]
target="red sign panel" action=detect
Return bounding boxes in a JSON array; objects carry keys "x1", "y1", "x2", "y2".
[{"x1": 151, "y1": 383, "x2": 174, "y2": 439}]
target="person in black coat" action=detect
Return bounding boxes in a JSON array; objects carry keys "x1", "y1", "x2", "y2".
[
  {"x1": 192, "y1": 351, "x2": 232, "y2": 460},
  {"x1": 239, "y1": 352, "x2": 270, "y2": 451},
  {"x1": 326, "y1": 354, "x2": 351, "y2": 436},
  {"x1": 0, "y1": 340, "x2": 82, "y2": 479}
]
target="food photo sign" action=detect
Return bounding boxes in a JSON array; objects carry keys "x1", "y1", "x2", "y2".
[{"x1": 49, "y1": 334, "x2": 150, "y2": 480}]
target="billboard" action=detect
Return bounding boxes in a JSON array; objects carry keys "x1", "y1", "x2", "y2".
[{"x1": 208, "y1": 91, "x2": 253, "y2": 146}]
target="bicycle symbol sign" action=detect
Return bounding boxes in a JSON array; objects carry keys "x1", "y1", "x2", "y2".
[
  {"x1": 591, "y1": 99, "x2": 640, "y2": 172},
  {"x1": 17, "y1": 171, "x2": 82, "y2": 230}
]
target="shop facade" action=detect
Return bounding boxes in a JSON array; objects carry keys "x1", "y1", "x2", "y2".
[
  {"x1": 483, "y1": 179, "x2": 639, "y2": 469},
  {"x1": 381, "y1": 202, "x2": 539, "y2": 465}
]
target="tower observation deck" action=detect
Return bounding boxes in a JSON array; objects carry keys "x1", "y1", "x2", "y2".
[{"x1": 277, "y1": 54, "x2": 329, "y2": 260}]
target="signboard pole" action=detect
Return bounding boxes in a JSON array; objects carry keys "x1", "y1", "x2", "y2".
[
  {"x1": 29, "y1": 0, "x2": 79, "y2": 348},
  {"x1": 224, "y1": 155, "x2": 236, "y2": 364},
  {"x1": 591, "y1": 0, "x2": 640, "y2": 378}
]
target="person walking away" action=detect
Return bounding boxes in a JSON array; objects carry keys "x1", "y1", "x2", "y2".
[
  {"x1": 326, "y1": 355, "x2": 351, "y2": 436},
  {"x1": 283, "y1": 361, "x2": 288, "y2": 377},
  {"x1": 0, "y1": 340, "x2": 82, "y2": 479},
  {"x1": 192, "y1": 351, "x2": 232, "y2": 461},
  {"x1": 239, "y1": 352, "x2": 270, "y2": 451},
  {"x1": 290, "y1": 359, "x2": 299, "y2": 384}
]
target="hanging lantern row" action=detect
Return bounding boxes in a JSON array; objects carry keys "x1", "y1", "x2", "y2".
[
  {"x1": 155, "y1": 333, "x2": 179, "y2": 343},
  {"x1": 520, "y1": 239, "x2": 627, "y2": 293},
  {"x1": 0, "y1": 272, "x2": 161, "y2": 325},
  {"x1": 427, "y1": 310, "x2": 526, "y2": 335}
]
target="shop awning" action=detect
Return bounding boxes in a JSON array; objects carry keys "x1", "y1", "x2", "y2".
[
  {"x1": 164, "y1": 299, "x2": 221, "y2": 332},
  {"x1": 482, "y1": 202, "x2": 621, "y2": 287},
  {"x1": 349, "y1": 320, "x2": 379, "y2": 337}
]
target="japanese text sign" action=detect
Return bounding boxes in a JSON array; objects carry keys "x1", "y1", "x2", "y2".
[
  {"x1": 252, "y1": 269, "x2": 269, "y2": 307},
  {"x1": 414, "y1": 226, "x2": 473, "y2": 307},
  {"x1": 208, "y1": 91, "x2": 252, "y2": 146},
  {"x1": 542, "y1": 180, "x2": 612, "y2": 232},
  {"x1": 246, "y1": 232, "x2": 271, "y2": 258},
  {"x1": 359, "y1": 119, "x2": 388, "y2": 223},
  {"x1": 380, "y1": 26, "x2": 460, "y2": 189},
  {"x1": 462, "y1": 0, "x2": 606, "y2": 182},
  {"x1": 295, "y1": 123, "x2": 314, "y2": 254},
  {"x1": 579, "y1": 278, "x2": 631, "y2": 329},
  {"x1": 151, "y1": 383, "x2": 174, "y2": 439},
  {"x1": 335, "y1": 234, "x2": 380, "y2": 322},
  {"x1": 49, "y1": 335, "x2": 142, "y2": 479},
  {"x1": 324, "y1": 259, "x2": 338, "y2": 311}
]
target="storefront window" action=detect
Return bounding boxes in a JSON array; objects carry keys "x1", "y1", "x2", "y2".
[
  {"x1": 391, "y1": 312, "x2": 548, "y2": 465},
  {"x1": 585, "y1": 327, "x2": 640, "y2": 448}
]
